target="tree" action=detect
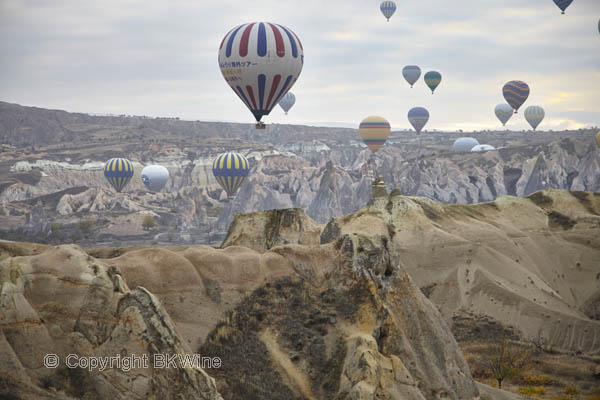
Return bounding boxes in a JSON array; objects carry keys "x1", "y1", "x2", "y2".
[
  {"x1": 142, "y1": 215, "x2": 156, "y2": 231},
  {"x1": 482, "y1": 336, "x2": 533, "y2": 389}
]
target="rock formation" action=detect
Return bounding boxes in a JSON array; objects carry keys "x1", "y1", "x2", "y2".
[
  {"x1": 0, "y1": 244, "x2": 222, "y2": 400},
  {"x1": 324, "y1": 182, "x2": 600, "y2": 355}
]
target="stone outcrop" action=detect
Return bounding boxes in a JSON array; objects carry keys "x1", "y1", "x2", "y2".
[
  {"x1": 0, "y1": 244, "x2": 222, "y2": 400},
  {"x1": 221, "y1": 208, "x2": 321, "y2": 252},
  {"x1": 200, "y1": 232, "x2": 479, "y2": 400},
  {"x1": 328, "y1": 182, "x2": 600, "y2": 355}
]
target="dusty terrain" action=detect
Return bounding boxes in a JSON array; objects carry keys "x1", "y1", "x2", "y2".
[{"x1": 1, "y1": 183, "x2": 599, "y2": 399}]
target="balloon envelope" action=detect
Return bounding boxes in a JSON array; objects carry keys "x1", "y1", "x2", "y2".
[
  {"x1": 453, "y1": 137, "x2": 480, "y2": 153},
  {"x1": 471, "y1": 144, "x2": 496, "y2": 152},
  {"x1": 141, "y1": 165, "x2": 169, "y2": 192},
  {"x1": 524, "y1": 106, "x2": 545, "y2": 130},
  {"x1": 380, "y1": 1, "x2": 396, "y2": 21},
  {"x1": 407, "y1": 107, "x2": 429, "y2": 133},
  {"x1": 104, "y1": 158, "x2": 134, "y2": 193},
  {"x1": 495, "y1": 104, "x2": 514, "y2": 126},
  {"x1": 212, "y1": 153, "x2": 250, "y2": 197},
  {"x1": 359, "y1": 116, "x2": 390, "y2": 153},
  {"x1": 502, "y1": 80, "x2": 530, "y2": 112},
  {"x1": 553, "y1": 0, "x2": 573, "y2": 14},
  {"x1": 218, "y1": 22, "x2": 304, "y2": 123},
  {"x1": 402, "y1": 66, "x2": 421, "y2": 88},
  {"x1": 278, "y1": 92, "x2": 296, "y2": 114},
  {"x1": 424, "y1": 71, "x2": 442, "y2": 94}
]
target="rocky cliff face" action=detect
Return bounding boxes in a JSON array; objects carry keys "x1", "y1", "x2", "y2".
[
  {"x1": 322, "y1": 184, "x2": 600, "y2": 355},
  {"x1": 201, "y1": 235, "x2": 479, "y2": 400},
  {"x1": 1, "y1": 204, "x2": 484, "y2": 399}
]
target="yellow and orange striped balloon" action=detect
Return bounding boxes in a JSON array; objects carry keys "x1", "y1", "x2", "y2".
[{"x1": 359, "y1": 116, "x2": 390, "y2": 153}]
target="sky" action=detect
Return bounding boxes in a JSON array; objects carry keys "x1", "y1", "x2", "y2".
[{"x1": 1, "y1": 0, "x2": 599, "y2": 132}]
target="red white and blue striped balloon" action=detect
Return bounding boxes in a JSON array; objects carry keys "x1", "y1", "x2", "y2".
[{"x1": 218, "y1": 22, "x2": 304, "y2": 124}]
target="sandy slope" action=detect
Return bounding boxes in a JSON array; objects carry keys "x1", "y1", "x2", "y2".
[{"x1": 330, "y1": 189, "x2": 600, "y2": 354}]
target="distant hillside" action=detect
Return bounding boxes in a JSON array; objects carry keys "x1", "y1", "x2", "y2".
[{"x1": 0, "y1": 101, "x2": 598, "y2": 248}]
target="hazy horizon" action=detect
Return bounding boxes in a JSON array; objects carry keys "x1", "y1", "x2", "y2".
[{"x1": 1, "y1": 0, "x2": 599, "y2": 132}]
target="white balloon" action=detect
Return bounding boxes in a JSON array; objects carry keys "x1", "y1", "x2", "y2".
[
  {"x1": 453, "y1": 137, "x2": 480, "y2": 152},
  {"x1": 141, "y1": 165, "x2": 169, "y2": 192},
  {"x1": 471, "y1": 144, "x2": 496, "y2": 152}
]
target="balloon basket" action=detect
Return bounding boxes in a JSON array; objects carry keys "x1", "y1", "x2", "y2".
[{"x1": 255, "y1": 122, "x2": 266, "y2": 129}]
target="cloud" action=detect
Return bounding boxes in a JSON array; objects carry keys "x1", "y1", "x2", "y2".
[{"x1": 0, "y1": 0, "x2": 599, "y2": 131}]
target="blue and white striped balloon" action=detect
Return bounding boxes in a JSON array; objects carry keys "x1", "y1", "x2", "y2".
[
  {"x1": 380, "y1": 1, "x2": 397, "y2": 22},
  {"x1": 524, "y1": 106, "x2": 545, "y2": 130},
  {"x1": 278, "y1": 92, "x2": 296, "y2": 114}
]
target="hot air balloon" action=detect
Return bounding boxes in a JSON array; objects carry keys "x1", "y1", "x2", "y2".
[
  {"x1": 471, "y1": 144, "x2": 496, "y2": 152},
  {"x1": 212, "y1": 152, "x2": 250, "y2": 197},
  {"x1": 403, "y1": 66, "x2": 421, "y2": 88},
  {"x1": 424, "y1": 71, "x2": 442, "y2": 94},
  {"x1": 502, "y1": 80, "x2": 530, "y2": 113},
  {"x1": 453, "y1": 137, "x2": 480, "y2": 153},
  {"x1": 408, "y1": 107, "x2": 429, "y2": 133},
  {"x1": 380, "y1": 1, "x2": 396, "y2": 22},
  {"x1": 495, "y1": 104, "x2": 514, "y2": 126},
  {"x1": 359, "y1": 116, "x2": 390, "y2": 153},
  {"x1": 553, "y1": 0, "x2": 573, "y2": 14},
  {"x1": 141, "y1": 165, "x2": 169, "y2": 192},
  {"x1": 104, "y1": 158, "x2": 134, "y2": 193},
  {"x1": 524, "y1": 106, "x2": 545, "y2": 130},
  {"x1": 218, "y1": 22, "x2": 304, "y2": 129},
  {"x1": 278, "y1": 92, "x2": 296, "y2": 115}
]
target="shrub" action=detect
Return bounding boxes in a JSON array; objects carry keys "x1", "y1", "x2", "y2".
[
  {"x1": 142, "y1": 215, "x2": 156, "y2": 230},
  {"x1": 521, "y1": 373, "x2": 557, "y2": 386},
  {"x1": 518, "y1": 386, "x2": 546, "y2": 397},
  {"x1": 564, "y1": 385, "x2": 578, "y2": 395}
]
